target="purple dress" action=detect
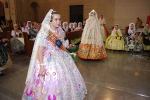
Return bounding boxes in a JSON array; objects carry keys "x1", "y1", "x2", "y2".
[{"x1": 22, "y1": 33, "x2": 87, "y2": 100}]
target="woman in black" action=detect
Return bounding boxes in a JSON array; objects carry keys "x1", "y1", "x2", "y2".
[
  {"x1": 142, "y1": 23, "x2": 150, "y2": 50},
  {"x1": 0, "y1": 37, "x2": 12, "y2": 76}
]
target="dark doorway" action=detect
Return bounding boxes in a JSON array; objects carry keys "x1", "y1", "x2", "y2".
[
  {"x1": 70, "y1": 5, "x2": 83, "y2": 23},
  {"x1": 30, "y1": 2, "x2": 39, "y2": 22}
]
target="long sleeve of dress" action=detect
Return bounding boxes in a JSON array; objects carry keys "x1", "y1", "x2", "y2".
[{"x1": 39, "y1": 33, "x2": 47, "y2": 47}]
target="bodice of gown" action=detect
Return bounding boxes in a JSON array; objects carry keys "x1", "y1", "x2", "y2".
[{"x1": 111, "y1": 29, "x2": 122, "y2": 36}]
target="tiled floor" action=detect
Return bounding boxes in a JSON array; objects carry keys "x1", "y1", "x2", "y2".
[{"x1": 0, "y1": 50, "x2": 150, "y2": 100}]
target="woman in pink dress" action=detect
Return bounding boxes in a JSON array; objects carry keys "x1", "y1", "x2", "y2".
[{"x1": 22, "y1": 9, "x2": 87, "y2": 100}]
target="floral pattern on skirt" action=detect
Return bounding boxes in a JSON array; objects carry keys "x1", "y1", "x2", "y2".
[
  {"x1": 124, "y1": 35, "x2": 143, "y2": 52},
  {"x1": 11, "y1": 38, "x2": 24, "y2": 53},
  {"x1": 22, "y1": 40, "x2": 87, "y2": 100}
]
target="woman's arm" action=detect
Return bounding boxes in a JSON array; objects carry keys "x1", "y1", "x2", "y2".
[
  {"x1": 11, "y1": 30, "x2": 17, "y2": 37},
  {"x1": 38, "y1": 46, "x2": 45, "y2": 76}
]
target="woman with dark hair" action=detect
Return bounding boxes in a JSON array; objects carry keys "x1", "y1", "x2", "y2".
[
  {"x1": 18, "y1": 22, "x2": 23, "y2": 30},
  {"x1": 0, "y1": 37, "x2": 12, "y2": 76},
  {"x1": 22, "y1": 9, "x2": 87, "y2": 100}
]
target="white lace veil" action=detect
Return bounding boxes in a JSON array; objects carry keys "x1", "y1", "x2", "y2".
[
  {"x1": 81, "y1": 10, "x2": 103, "y2": 46},
  {"x1": 129, "y1": 23, "x2": 136, "y2": 31},
  {"x1": 25, "y1": 9, "x2": 53, "y2": 83},
  {"x1": 128, "y1": 23, "x2": 136, "y2": 34},
  {"x1": 26, "y1": 21, "x2": 32, "y2": 27}
]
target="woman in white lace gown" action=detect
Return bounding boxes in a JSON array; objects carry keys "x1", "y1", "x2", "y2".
[{"x1": 78, "y1": 10, "x2": 107, "y2": 60}]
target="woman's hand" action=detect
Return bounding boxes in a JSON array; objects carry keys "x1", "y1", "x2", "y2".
[{"x1": 38, "y1": 66, "x2": 45, "y2": 77}]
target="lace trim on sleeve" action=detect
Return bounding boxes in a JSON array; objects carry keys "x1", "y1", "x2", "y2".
[{"x1": 38, "y1": 32, "x2": 47, "y2": 47}]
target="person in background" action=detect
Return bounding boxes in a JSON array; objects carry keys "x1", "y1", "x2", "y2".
[
  {"x1": 25, "y1": 21, "x2": 32, "y2": 34},
  {"x1": 37, "y1": 22, "x2": 41, "y2": 29},
  {"x1": 62, "y1": 22, "x2": 68, "y2": 32},
  {"x1": 135, "y1": 17, "x2": 143, "y2": 29},
  {"x1": 78, "y1": 10, "x2": 107, "y2": 60},
  {"x1": 0, "y1": 37, "x2": 12, "y2": 76},
  {"x1": 68, "y1": 23, "x2": 74, "y2": 32},
  {"x1": 82, "y1": 19, "x2": 86, "y2": 28},
  {"x1": 11, "y1": 24, "x2": 23, "y2": 38},
  {"x1": 105, "y1": 24, "x2": 124, "y2": 50},
  {"x1": 11, "y1": 24, "x2": 24, "y2": 54},
  {"x1": 99, "y1": 15, "x2": 109, "y2": 41},
  {"x1": 18, "y1": 22, "x2": 23, "y2": 30},
  {"x1": 29, "y1": 22, "x2": 39, "y2": 40},
  {"x1": 21, "y1": 21, "x2": 27, "y2": 32},
  {"x1": 142, "y1": 23, "x2": 150, "y2": 50},
  {"x1": 124, "y1": 23, "x2": 143, "y2": 52},
  {"x1": 73, "y1": 22, "x2": 77, "y2": 30},
  {"x1": 74, "y1": 22, "x2": 82, "y2": 31}
]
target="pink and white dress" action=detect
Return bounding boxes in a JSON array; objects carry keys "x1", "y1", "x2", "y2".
[{"x1": 22, "y1": 29, "x2": 87, "y2": 100}]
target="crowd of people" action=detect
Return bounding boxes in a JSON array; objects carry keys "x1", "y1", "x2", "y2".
[
  {"x1": 0, "y1": 12, "x2": 149, "y2": 56},
  {"x1": 105, "y1": 22, "x2": 150, "y2": 52}
]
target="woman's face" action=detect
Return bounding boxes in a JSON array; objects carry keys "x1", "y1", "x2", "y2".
[
  {"x1": 78, "y1": 23, "x2": 82, "y2": 27},
  {"x1": 14, "y1": 25, "x2": 18, "y2": 30},
  {"x1": 145, "y1": 24, "x2": 149, "y2": 28},
  {"x1": 115, "y1": 25, "x2": 118, "y2": 30},
  {"x1": 74, "y1": 23, "x2": 77, "y2": 27},
  {"x1": 130, "y1": 24, "x2": 134, "y2": 29},
  {"x1": 64, "y1": 23, "x2": 67, "y2": 27},
  {"x1": 100, "y1": 15, "x2": 103, "y2": 19},
  {"x1": 28, "y1": 22, "x2": 31, "y2": 27},
  {"x1": 51, "y1": 14, "x2": 61, "y2": 28},
  {"x1": 70, "y1": 24, "x2": 73, "y2": 27},
  {"x1": 23, "y1": 22, "x2": 26, "y2": 26}
]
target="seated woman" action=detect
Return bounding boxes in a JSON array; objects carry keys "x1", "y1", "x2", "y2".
[
  {"x1": 11, "y1": 24, "x2": 24, "y2": 54},
  {"x1": 124, "y1": 23, "x2": 143, "y2": 52},
  {"x1": 62, "y1": 22, "x2": 68, "y2": 32},
  {"x1": 25, "y1": 21, "x2": 32, "y2": 34},
  {"x1": 0, "y1": 37, "x2": 12, "y2": 76},
  {"x1": 21, "y1": 21, "x2": 27, "y2": 32},
  {"x1": 142, "y1": 23, "x2": 150, "y2": 50},
  {"x1": 73, "y1": 22, "x2": 77, "y2": 30},
  {"x1": 74, "y1": 22, "x2": 83, "y2": 31},
  {"x1": 105, "y1": 24, "x2": 124, "y2": 50},
  {"x1": 68, "y1": 23, "x2": 74, "y2": 32}
]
